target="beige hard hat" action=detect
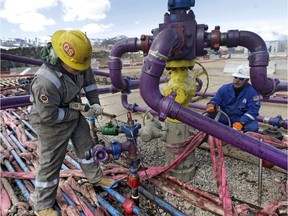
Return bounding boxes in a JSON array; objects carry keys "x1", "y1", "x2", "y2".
[
  {"x1": 52, "y1": 30, "x2": 92, "y2": 71},
  {"x1": 232, "y1": 65, "x2": 250, "y2": 79}
]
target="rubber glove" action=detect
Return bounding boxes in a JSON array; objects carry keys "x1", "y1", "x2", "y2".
[
  {"x1": 86, "y1": 104, "x2": 103, "y2": 117},
  {"x1": 232, "y1": 122, "x2": 243, "y2": 131},
  {"x1": 206, "y1": 103, "x2": 217, "y2": 113}
]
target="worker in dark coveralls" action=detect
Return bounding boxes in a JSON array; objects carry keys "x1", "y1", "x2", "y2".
[
  {"x1": 206, "y1": 65, "x2": 261, "y2": 132},
  {"x1": 29, "y1": 30, "x2": 115, "y2": 216}
]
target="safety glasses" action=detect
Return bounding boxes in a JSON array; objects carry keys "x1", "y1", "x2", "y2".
[{"x1": 234, "y1": 77, "x2": 245, "y2": 81}]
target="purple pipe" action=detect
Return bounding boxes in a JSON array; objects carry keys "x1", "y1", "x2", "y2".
[
  {"x1": 121, "y1": 94, "x2": 158, "y2": 116},
  {"x1": 0, "y1": 96, "x2": 32, "y2": 109},
  {"x1": 120, "y1": 77, "x2": 166, "y2": 115},
  {"x1": 1, "y1": 53, "x2": 110, "y2": 77},
  {"x1": 0, "y1": 79, "x2": 144, "y2": 109},
  {"x1": 94, "y1": 70, "x2": 110, "y2": 77},
  {"x1": 224, "y1": 30, "x2": 279, "y2": 97},
  {"x1": 195, "y1": 92, "x2": 288, "y2": 104},
  {"x1": 109, "y1": 38, "x2": 142, "y2": 92},
  {"x1": 275, "y1": 82, "x2": 288, "y2": 92},
  {"x1": 1, "y1": 53, "x2": 43, "y2": 66},
  {"x1": 257, "y1": 116, "x2": 288, "y2": 130},
  {"x1": 121, "y1": 140, "x2": 137, "y2": 154},
  {"x1": 140, "y1": 29, "x2": 287, "y2": 170},
  {"x1": 189, "y1": 103, "x2": 287, "y2": 129}
]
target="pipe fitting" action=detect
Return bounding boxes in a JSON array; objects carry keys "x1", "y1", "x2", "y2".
[
  {"x1": 109, "y1": 37, "x2": 142, "y2": 92},
  {"x1": 248, "y1": 51, "x2": 269, "y2": 67}
]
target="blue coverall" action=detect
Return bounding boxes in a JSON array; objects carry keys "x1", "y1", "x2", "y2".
[{"x1": 207, "y1": 83, "x2": 261, "y2": 132}]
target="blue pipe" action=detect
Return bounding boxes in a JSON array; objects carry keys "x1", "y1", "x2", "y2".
[
  {"x1": 11, "y1": 111, "x2": 37, "y2": 134},
  {"x1": 2, "y1": 111, "x2": 17, "y2": 130},
  {"x1": 5, "y1": 111, "x2": 37, "y2": 140},
  {"x1": 61, "y1": 163, "x2": 69, "y2": 170},
  {"x1": 96, "y1": 194, "x2": 124, "y2": 216},
  {"x1": 62, "y1": 193, "x2": 85, "y2": 216},
  {"x1": 63, "y1": 154, "x2": 129, "y2": 215},
  {"x1": 76, "y1": 193, "x2": 97, "y2": 214},
  {"x1": 3, "y1": 159, "x2": 30, "y2": 201},
  {"x1": 5, "y1": 128, "x2": 26, "y2": 152},
  {"x1": 138, "y1": 186, "x2": 189, "y2": 216},
  {"x1": 24, "y1": 129, "x2": 35, "y2": 140},
  {"x1": 61, "y1": 156, "x2": 122, "y2": 215},
  {"x1": 0, "y1": 131, "x2": 36, "y2": 185},
  {"x1": 102, "y1": 187, "x2": 148, "y2": 215},
  {"x1": 64, "y1": 154, "x2": 81, "y2": 169},
  {"x1": 0, "y1": 132, "x2": 29, "y2": 172}
]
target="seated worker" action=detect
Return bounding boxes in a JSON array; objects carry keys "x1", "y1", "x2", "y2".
[
  {"x1": 206, "y1": 65, "x2": 261, "y2": 132},
  {"x1": 29, "y1": 30, "x2": 115, "y2": 216}
]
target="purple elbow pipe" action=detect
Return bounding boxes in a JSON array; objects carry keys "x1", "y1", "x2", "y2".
[
  {"x1": 109, "y1": 38, "x2": 142, "y2": 92},
  {"x1": 225, "y1": 30, "x2": 279, "y2": 97},
  {"x1": 140, "y1": 30, "x2": 287, "y2": 170},
  {"x1": 121, "y1": 94, "x2": 158, "y2": 116}
]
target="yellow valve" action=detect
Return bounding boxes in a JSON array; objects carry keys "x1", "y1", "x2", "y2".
[{"x1": 163, "y1": 60, "x2": 196, "y2": 123}]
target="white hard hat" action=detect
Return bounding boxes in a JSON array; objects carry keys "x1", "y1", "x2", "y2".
[{"x1": 232, "y1": 65, "x2": 250, "y2": 79}]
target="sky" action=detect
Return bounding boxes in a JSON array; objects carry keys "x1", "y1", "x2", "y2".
[{"x1": 0, "y1": 0, "x2": 287, "y2": 41}]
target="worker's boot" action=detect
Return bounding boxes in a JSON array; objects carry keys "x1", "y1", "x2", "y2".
[
  {"x1": 34, "y1": 208, "x2": 59, "y2": 216},
  {"x1": 94, "y1": 177, "x2": 117, "y2": 188}
]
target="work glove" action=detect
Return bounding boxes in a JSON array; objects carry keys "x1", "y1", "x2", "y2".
[
  {"x1": 206, "y1": 103, "x2": 217, "y2": 113},
  {"x1": 232, "y1": 122, "x2": 243, "y2": 131},
  {"x1": 86, "y1": 104, "x2": 103, "y2": 117}
]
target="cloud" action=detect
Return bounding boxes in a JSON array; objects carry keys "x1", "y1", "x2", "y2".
[
  {"x1": 61, "y1": 0, "x2": 110, "y2": 22},
  {"x1": 0, "y1": 0, "x2": 58, "y2": 32},
  {"x1": 20, "y1": 14, "x2": 55, "y2": 32},
  {"x1": 251, "y1": 23, "x2": 288, "y2": 41},
  {"x1": 80, "y1": 23, "x2": 114, "y2": 38},
  {"x1": 0, "y1": 0, "x2": 111, "y2": 34}
]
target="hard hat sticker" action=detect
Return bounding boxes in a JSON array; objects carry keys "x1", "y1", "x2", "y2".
[
  {"x1": 63, "y1": 42, "x2": 75, "y2": 57},
  {"x1": 38, "y1": 94, "x2": 50, "y2": 104}
]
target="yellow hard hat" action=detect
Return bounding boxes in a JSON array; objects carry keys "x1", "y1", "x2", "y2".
[{"x1": 51, "y1": 30, "x2": 92, "y2": 71}]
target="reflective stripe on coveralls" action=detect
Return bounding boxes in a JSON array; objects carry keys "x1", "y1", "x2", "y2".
[
  {"x1": 36, "y1": 68, "x2": 62, "y2": 89},
  {"x1": 34, "y1": 68, "x2": 66, "y2": 122},
  {"x1": 57, "y1": 108, "x2": 65, "y2": 122},
  {"x1": 244, "y1": 113, "x2": 255, "y2": 120},
  {"x1": 78, "y1": 158, "x2": 94, "y2": 164},
  {"x1": 84, "y1": 84, "x2": 98, "y2": 92},
  {"x1": 35, "y1": 179, "x2": 58, "y2": 188}
]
